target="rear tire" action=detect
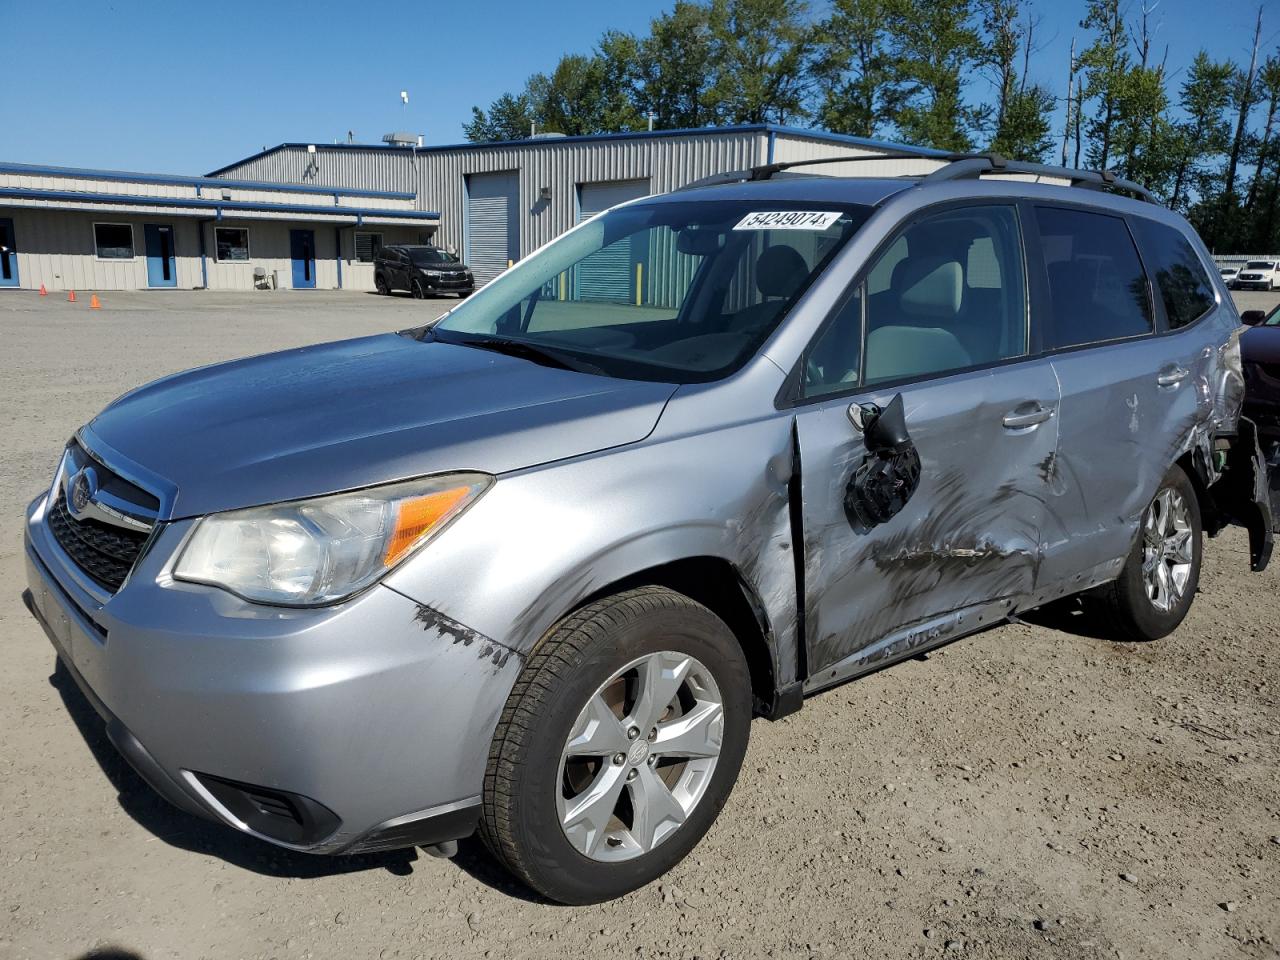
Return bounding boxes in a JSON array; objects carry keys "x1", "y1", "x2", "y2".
[
  {"x1": 480, "y1": 587, "x2": 752, "y2": 904},
  {"x1": 374, "y1": 274, "x2": 389, "y2": 296},
  {"x1": 1092, "y1": 464, "x2": 1201, "y2": 642}
]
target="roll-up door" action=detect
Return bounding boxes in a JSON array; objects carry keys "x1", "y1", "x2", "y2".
[
  {"x1": 575, "y1": 179, "x2": 651, "y2": 303},
  {"x1": 466, "y1": 171, "x2": 519, "y2": 286}
]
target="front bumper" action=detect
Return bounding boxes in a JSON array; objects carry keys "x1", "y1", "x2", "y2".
[
  {"x1": 420, "y1": 273, "x2": 474, "y2": 294},
  {"x1": 23, "y1": 491, "x2": 518, "y2": 854}
]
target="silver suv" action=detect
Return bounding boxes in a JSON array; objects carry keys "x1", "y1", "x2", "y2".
[{"x1": 23, "y1": 153, "x2": 1276, "y2": 904}]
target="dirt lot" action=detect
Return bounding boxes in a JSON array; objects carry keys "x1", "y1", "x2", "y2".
[{"x1": 1, "y1": 289, "x2": 1278, "y2": 960}]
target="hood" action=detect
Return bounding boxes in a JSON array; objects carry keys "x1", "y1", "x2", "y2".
[
  {"x1": 1243, "y1": 325, "x2": 1280, "y2": 365},
  {"x1": 86, "y1": 334, "x2": 676, "y2": 519}
]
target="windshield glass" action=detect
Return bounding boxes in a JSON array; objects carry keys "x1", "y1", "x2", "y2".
[
  {"x1": 1245, "y1": 261, "x2": 1274, "y2": 269},
  {"x1": 409, "y1": 247, "x2": 459, "y2": 265},
  {"x1": 430, "y1": 200, "x2": 870, "y2": 382}
]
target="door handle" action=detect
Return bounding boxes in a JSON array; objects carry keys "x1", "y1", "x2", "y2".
[
  {"x1": 1157, "y1": 365, "x2": 1190, "y2": 387},
  {"x1": 1002, "y1": 403, "x2": 1054, "y2": 429}
]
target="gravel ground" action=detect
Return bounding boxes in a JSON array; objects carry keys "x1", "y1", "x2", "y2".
[{"x1": 1, "y1": 288, "x2": 1278, "y2": 960}]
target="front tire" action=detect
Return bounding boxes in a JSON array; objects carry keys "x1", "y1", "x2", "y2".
[
  {"x1": 374, "y1": 274, "x2": 390, "y2": 296},
  {"x1": 1093, "y1": 464, "x2": 1202, "y2": 641},
  {"x1": 410, "y1": 280, "x2": 426, "y2": 299},
  {"x1": 480, "y1": 587, "x2": 752, "y2": 904}
]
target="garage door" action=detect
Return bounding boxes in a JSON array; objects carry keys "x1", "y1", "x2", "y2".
[
  {"x1": 575, "y1": 179, "x2": 651, "y2": 303},
  {"x1": 466, "y1": 171, "x2": 519, "y2": 286}
]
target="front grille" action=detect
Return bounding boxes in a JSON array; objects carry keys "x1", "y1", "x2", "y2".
[{"x1": 47, "y1": 488, "x2": 149, "y2": 592}]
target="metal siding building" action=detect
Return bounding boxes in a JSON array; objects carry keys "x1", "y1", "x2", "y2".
[
  {"x1": 0, "y1": 163, "x2": 440, "y2": 292},
  {"x1": 207, "y1": 126, "x2": 963, "y2": 282}
]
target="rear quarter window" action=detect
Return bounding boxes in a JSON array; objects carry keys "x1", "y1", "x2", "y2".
[{"x1": 1131, "y1": 219, "x2": 1216, "y2": 330}]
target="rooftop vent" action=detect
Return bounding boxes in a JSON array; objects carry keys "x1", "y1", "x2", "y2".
[{"x1": 382, "y1": 132, "x2": 421, "y2": 147}]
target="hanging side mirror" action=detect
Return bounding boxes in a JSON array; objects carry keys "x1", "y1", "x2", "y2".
[
  {"x1": 1240, "y1": 310, "x2": 1266, "y2": 327},
  {"x1": 844, "y1": 393, "x2": 922, "y2": 530}
]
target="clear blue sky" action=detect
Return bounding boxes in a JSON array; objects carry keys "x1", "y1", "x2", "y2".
[{"x1": 0, "y1": 0, "x2": 1273, "y2": 175}]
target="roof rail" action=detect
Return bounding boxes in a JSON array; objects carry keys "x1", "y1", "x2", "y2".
[
  {"x1": 677, "y1": 148, "x2": 1157, "y2": 204},
  {"x1": 923, "y1": 152, "x2": 1155, "y2": 203},
  {"x1": 678, "y1": 151, "x2": 937, "y2": 191}
]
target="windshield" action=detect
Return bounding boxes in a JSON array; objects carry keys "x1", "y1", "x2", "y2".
[
  {"x1": 1265, "y1": 306, "x2": 1280, "y2": 327},
  {"x1": 430, "y1": 199, "x2": 870, "y2": 382},
  {"x1": 1245, "y1": 261, "x2": 1274, "y2": 269},
  {"x1": 409, "y1": 247, "x2": 459, "y2": 266}
]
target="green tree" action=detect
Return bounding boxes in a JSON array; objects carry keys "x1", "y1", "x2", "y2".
[
  {"x1": 633, "y1": 2, "x2": 721, "y2": 129},
  {"x1": 463, "y1": 93, "x2": 534, "y2": 142},
  {"x1": 1168, "y1": 53, "x2": 1234, "y2": 210},
  {"x1": 1077, "y1": 0, "x2": 1130, "y2": 171},
  {"x1": 706, "y1": 0, "x2": 814, "y2": 125},
  {"x1": 810, "y1": 0, "x2": 898, "y2": 137},
  {"x1": 978, "y1": 0, "x2": 1053, "y2": 160},
  {"x1": 885, "y1": 0, "x2": 985, "y2": 151}
]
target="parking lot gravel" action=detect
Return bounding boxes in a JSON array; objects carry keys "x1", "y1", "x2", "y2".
[{"x1": 1, "y1": 288, "x2": 1278, "y2": 960}]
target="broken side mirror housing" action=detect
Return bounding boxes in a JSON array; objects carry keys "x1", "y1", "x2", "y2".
[
  {"x1": 1241, "y1": 310, "x2": 1266, "y2": 327},
  {"x1": 844, "y1": 393, "x2": 922, "y2": 530}
]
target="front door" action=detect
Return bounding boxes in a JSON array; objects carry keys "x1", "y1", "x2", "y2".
[
  {"x1": 0, "y1": 218, "x2": 18, "y2": 287},
  {"x1": 794, "y1": 203, "x2": 1060, "y2": 684},
  {"x1": 290, "y1": 229, "x2": 316, "y2": 289},
  {"x1": 143, "y1": 224, "x2": 177, "y2": 288}
]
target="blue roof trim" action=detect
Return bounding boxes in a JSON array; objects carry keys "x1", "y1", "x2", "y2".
[
  {"x1": 206, "y1": 123, "x2": 945, "y2": 175},
  {"x1": 0, "y1": 160, "x2": 416, "y2": 201},
  {"x1": 0, "y1": 187, "x2": 440, "y2": 221}
]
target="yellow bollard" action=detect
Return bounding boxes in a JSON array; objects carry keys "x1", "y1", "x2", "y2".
[{"x1": 635, "y1": 263, "x2": 643, "y2": 306}]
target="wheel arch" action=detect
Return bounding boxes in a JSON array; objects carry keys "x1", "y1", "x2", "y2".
[{"x1": 556, "y1": 556, "x2": 793, "y2": 720}]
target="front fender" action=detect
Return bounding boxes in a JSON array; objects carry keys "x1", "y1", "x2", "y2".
[{"x1": 382, "y1": 414, "x2": 802, "y2": 688}]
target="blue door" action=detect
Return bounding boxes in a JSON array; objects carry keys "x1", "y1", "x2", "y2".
[
  {"x1": 144, "y1": 224, "x2": 177, "y2": 288},
  {"x1": 290, "y1": 229, "x2": 316, "y2": 289},
  {"x1": 0, "y1": 218, "x2": 18, "y2": 287}
]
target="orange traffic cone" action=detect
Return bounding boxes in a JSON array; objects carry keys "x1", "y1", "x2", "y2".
[
  {"x1": 39, "y1": 284, "x2": 47, "y2": 296},
  {"x1": 90, "y1": 294, "x2": 101, "y2": 310},
  {"x1": 67, "y1": 290, "x2": 76, "y2": 303}
]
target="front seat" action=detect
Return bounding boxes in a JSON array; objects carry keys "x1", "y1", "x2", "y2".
[
  {"x1": 865, "y1": 258, "x2": 971, "y2": 382},
  {"x1": 726, "y1": 245, "x2": 810, "y2": 334}
]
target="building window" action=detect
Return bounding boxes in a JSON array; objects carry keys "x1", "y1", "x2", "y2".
[
  {"x1": 215, "y1": 227, "x2": 250, "y2": 262},
  {"x1": 354, "y1": 231, "x2": 383, "y2": 263},
  {"x1": 94, "y1": 223, "x2": 134, "y2": 260}
]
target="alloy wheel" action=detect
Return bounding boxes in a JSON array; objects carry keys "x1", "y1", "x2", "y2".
[
  {"x1": 556, "y1": 651, "x2": 724, "y2": 862},
  {"x1": 1142, "y1": 486, "x2": 1194, "y2": 613}
]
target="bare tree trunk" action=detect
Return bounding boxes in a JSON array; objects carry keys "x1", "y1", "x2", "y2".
[
  {"x1": 1225, "y1": 6, "x2": 1263, "y2": 201},
  {"x1": 1246, "y1": 88, "x2": 1279, "y2": 209},
  {"x1": 1062, "y1": 35, "x2": 1076, "y2": 167}
]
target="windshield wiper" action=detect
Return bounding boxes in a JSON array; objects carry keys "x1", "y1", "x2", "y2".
[{"x1": 432, "y1": 332, "x2": 606, "y2": 376}]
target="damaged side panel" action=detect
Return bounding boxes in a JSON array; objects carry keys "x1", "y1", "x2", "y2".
[
  {"x1": 382, "y1": 384, "x2": 804, "y2": 698},
  {"x1": 794, "y1": 358, "x2": 1061, "y2": 683}
]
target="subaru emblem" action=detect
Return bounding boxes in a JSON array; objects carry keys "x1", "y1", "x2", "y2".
[{"x1": 69, "y1": 466, "x2": 99, "y2": 516}]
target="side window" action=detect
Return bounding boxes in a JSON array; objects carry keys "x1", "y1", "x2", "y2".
[
  {"x1": 1035, "y1": 207, "x2": 1153, "y2": 349},
  {"x1": 1130, "y1": 219, "x2": 1215, "y2": 330},
  {"x1": 803, "y1": 205, "x2": 1026, "y2": 394}
]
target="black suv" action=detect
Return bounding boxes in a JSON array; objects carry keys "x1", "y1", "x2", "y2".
[{"x1": 374, "y1": 244, "x2": 475, "y2": 298}]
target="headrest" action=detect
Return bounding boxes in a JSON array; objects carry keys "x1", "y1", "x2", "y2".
[
  {"x1": 756, "y1": 245, "x2": 809, "y2": 299},
  {"x1": 896, "y1": 257, "x2": 963, "y2": 321}
]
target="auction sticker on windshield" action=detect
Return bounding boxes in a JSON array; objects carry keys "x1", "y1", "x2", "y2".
[{"x1": 733, "y1": 211, "x2": 842, "y2": 231}]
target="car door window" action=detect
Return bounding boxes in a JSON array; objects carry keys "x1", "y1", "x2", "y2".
[
  {"x1": 802, "y1": 204, "x2": 1027, "y2": 396},
  {"x1": 1130, "y1": 218, "x2": 1216, "y2": 330},
  {"x1": 1035, "y1": 207, "x2": 1153, "y2": 349}
]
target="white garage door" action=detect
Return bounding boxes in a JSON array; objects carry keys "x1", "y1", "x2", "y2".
[
  {"x1": 466, "y1": 171, "x2": 519, "y2": 286},
  {"x1": 575, "y1": 179, "x2": 651, "y2": 303}
]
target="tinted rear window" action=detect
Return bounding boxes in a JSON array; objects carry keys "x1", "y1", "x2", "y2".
[
  {"x1": 1131, "y1": 219, "x2": 1215, "y2": 330},
  {"x1": 1036, "y1": 207, "x2": 1153, "y2": 350}
]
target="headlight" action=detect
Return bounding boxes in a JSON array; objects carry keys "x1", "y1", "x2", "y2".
[{"x1": 173, "y1": 473, "x2": 491, "y2": 605}]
